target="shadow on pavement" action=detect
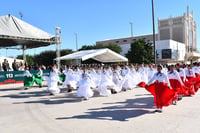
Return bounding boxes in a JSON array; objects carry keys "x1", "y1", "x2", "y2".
[
  {"x1": 0, "y1": 87, "x2": 23, "y2": 91},
  {"x1": 12, "y1": 92, "x2": 82, "y2": 104},
  {"x1": 56, "y1": 97, "x2": 156, "y2": 122},
  {"x1": 1, "y1": 91, "x2": 49, "y2": 99},
  {"x1": 18, "y1": 98, "x2": 81, "y2": 104}
]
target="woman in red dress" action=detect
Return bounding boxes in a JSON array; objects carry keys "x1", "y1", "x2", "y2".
[
  {"x1": 176, "y1": 64, "x2": 193, "y2": 96},
  {"x1": 185, "y1": 65, "x2": 197, "y2": 95},
  {"x1": 145, "y1": 65, "x2": 175, "y2": 113},
  {"x1": 167, "y1": 65, "x2": 185, "y2": 104}
]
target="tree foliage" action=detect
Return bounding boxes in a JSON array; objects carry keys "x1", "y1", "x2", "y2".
[
  {"x1": 126, "y1": 39, "x2": 154, "y2": 64},
  {"x1": 17, "y1": 49, "x2": 73, "y2": 66},
  {"x1": 16, "y1": 55, "x2": 34, "y2": 65},
  {"x1": 79, "y1": 43, "x2": 122, "y2": 54},
  {"x1": 34, "y1": 49, "x2": 73, "y2": 66}
]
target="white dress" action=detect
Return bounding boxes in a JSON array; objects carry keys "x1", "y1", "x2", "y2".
[
  {"x1": 138, "y1": 67, "x2": 148, "y2": 83},
  {"x1": 88, "y1": 69, "x2": 99, "y2": 88},
  {"x1": 129, "y1": 68, "x2": 141, "y2": 87},
  {"x1": 44, "y1": 69, "x2": 60, "y2": 95},
  {"x1": 122, "y1": 67, "x2": 136, "y2": 90},
  {"x1": 77, "y1": 72, "x2": 94, "y2": 99},
  {"x1": 98, "y1": 71, "x2": 116, "y2": 96},
  {"x1": 177, "y1": 68, "x2": 186, "y2": 82},
  {"x1": 112, "y1": 70, "x2": 123, "y2": 92},
  {"x1": 62, "y1": 69, "x2": 77, "y2": 89},
  {"x1": 147, "y1": 68, "x2": 156, "y2": 82}
]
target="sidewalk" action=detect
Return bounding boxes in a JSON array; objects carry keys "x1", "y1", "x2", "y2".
[{"x1": 0, "y1": 84, "x2": 199, "y2": 133}]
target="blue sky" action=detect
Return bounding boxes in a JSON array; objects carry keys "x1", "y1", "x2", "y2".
[{"x1": 0, "y1": 0, "x2": 200, "y2": 57}]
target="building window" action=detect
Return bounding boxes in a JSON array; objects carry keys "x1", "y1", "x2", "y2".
[
  {"x1": 123, "y1": 40, "x2": 127, "y2": 42},
  {"x1": 116, "y1": 41, "x2": 119, "y2": 43},
  {"x1": 173, "y1": 18, "x2": 182, "y2": 24},
  {"x1": 160, "y1": 20, "x2": 169, "y2": 27}
]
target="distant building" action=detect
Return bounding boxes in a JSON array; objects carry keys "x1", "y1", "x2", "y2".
[
  {"x1": 157, "y1": 6, "x2": 199, "y2": 63},
  {"x1": 156, "y1": 40, "x2": 186, "y2": 64},
  {"x1": 96, "y1": 6, "x2": 199, "y2": 64},
  {"x1": 96, "y1": 34, "x2": 158, "y2": 56}
]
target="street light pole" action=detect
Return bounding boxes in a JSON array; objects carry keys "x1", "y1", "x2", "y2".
[
  {"x1": 151, "y1": 0, "x2": 156, "y2": 64},
  {"x1": 75, "y1": 33, "x2": 78, "y2": 51},
  {"x1": 129, "y1": 22, "x2": 133, "y2": 37}
]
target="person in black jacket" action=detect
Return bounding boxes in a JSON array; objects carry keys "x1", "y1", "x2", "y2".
[
  {"x1": 2, "y1": 59, "x2": 8, "y2": 71},
  {"x1": 12, "y1": 59, "x2": 19, "y2": 71}
]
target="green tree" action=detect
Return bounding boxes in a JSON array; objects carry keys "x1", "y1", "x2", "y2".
[
  {"x1": 16, "y1": 55, "x2": 35, "y2": 65},
  {"x1": 79, "y1": 43, "x2": 122, "y2": 54},
  {"x1": 34, "y1": 49, "x2": 73, "y2": 66},
  {"x1": 34, "y1": 50, "x2": 56, "y2": 66},
  {"x1": 126, "y1": 39, "x2": 154, "y2": 64}
]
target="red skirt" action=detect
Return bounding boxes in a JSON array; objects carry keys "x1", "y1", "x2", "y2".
[
  {"x1": 169, "y1": 79, "x2": 188, "y2": 96},
  {"x1": 187, "y1": 76, "x2": 200, "y2": 93},
  {"x1": 195, "y1": 73, "x2": 200, "y2": 78},
  {"x1": 180, "y1": 76, "x2": 194, "y2": 95},
  {"x1": 194, "y1": 73, "x2": 200, "y2": 92},
  {"x1": 137, "y1": 81, "x2": 146, "y2": 88},
  {"x1": 145, "y1": 82, "x2": 175, "y2": 109}
]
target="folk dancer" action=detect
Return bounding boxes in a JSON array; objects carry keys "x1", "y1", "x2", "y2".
[
  {"x1": 45, "y1": 64, "x2": 61, "y2": 95},
  {"x1": 145, "y1": 65, "x2": 175, "y2": 113},
  {"x1": 23, "y1": 67, "x2": 34, "y2": 90}
]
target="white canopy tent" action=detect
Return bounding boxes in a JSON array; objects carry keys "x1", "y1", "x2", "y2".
[
  {"x1": 54, "y1": 48, "x2": 128, "y2": 63},
  {"x1": 0, "y1": 14, "x2": 61, "y2": 67},
  {"x1": 0, "y1": 14, "x2": 58, "y2": 48}
]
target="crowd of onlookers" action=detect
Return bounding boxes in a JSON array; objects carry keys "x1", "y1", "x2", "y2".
[{"x1": 0, "y1": 59, "x2": 47, "y2": 72}]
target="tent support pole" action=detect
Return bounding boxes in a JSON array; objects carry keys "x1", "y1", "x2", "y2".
[
  {"x1": 55, "y1": 27, "x2": 61, "y2": 70},
  {"x1": 56, "y1": 43, "x2": 60, "y2": 70},
  {"x1": 23, "y1": 45, "x2": 26, "y2": 63}
]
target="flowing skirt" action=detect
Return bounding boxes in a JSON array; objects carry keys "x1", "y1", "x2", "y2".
[
  {"x1": 44, "y1": 76, "x2": 60, "y2": 95},
  {"x1": 169, "y1": 79, "x2": 185, "y2": 100},
  {"x1": 77, "y1": 80, "x2": 94, "y2": 99},
  {"x1": 98, "y1": 78, "x2": 115, "y2": 96},
  {"x1": 34, "y1": 74, "x2": 43, "y2": 86},
  {"x1": 24, "y1": 76, "x2": 35, "y2": 87},
  {"x1": 187, "y1": 76, "x2": 199, "y2": 94},
  {"x1": 145, "y1": 82, "x2": 175, "y2": 109}
]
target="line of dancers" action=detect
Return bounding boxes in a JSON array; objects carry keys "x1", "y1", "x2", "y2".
[{"x1": 24, "y1": 63, "x2": 200, "y2": 112}]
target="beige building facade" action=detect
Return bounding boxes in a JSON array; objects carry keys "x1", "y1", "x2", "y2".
[{"x1": 158, "y1": 6, "x2": 198, "y2": 62}]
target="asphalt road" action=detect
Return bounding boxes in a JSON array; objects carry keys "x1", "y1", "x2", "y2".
[{"x1": 0, "y1": 83, "x2": 200, "y2": 133}]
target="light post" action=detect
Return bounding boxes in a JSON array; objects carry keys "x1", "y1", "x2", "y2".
[
  {"x1": 129, "y1": 22, "x2": 133, "y2": 37},
  {"x1": 151, "y1": 0, "x2": 156, "y2": 64},
  {"x1": 75, "y1": 33, "x2": 78, "y2": 51}
]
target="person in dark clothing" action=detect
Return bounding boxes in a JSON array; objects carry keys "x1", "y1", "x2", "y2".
[
  {"x1": 2, "y1": 59, "x2": 8, "y2": 71},
  {"x1": 12, "y1": 59, "x2": 19, "y2": 71}
]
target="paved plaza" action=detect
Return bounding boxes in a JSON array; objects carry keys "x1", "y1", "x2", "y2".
[{"x1": 0, "y1": 83, "x2": 200, "y2": 133}]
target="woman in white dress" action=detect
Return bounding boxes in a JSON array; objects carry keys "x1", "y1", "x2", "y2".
[
  {"x1": 45, "y1": 64, "x2": 60, "y2": 95},
  {"x1": 137, "y1": 64, "x2": 148, "y2": 83},
  {"x1": 129, "y1": 65, "x2": 141, "y2": 87},
  {"x1": 112, "y1": 65, "x2": 123, "y2": 92},
  {"x1": 98, "y1": 67, "x2": 117, "y2": 96},
  {"x1": 77, "y1": 68, "x2": 94, "y2": 100},
  {"x1": 121, "y1": 65, "x2": 134, "y2": 90},
  {"x1": 62, "y1": 66, "x2": 77, "y2": 92}
]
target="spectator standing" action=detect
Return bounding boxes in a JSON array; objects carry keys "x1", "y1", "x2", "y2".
[
  {"x1": 2, "y1": 59, "x2": 8, "y2": 71},
  {"x1": 12, "y1": 59, "x2": 19, "y2": 71}
]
